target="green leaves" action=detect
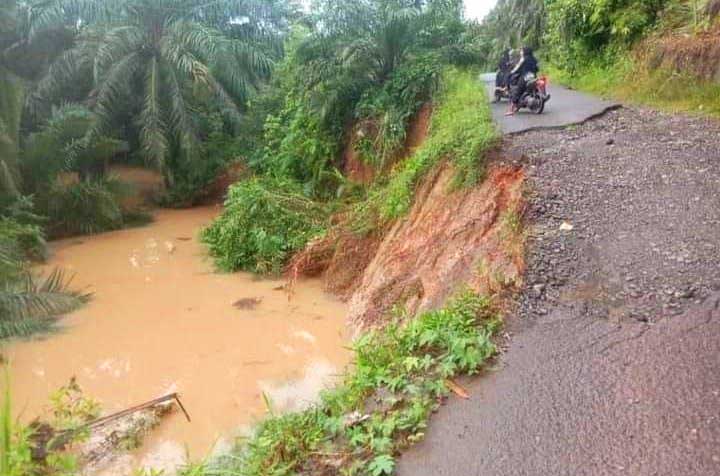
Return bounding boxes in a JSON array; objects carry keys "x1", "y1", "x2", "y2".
[
  {"x1": 369, "y1": 454, "x2": 395, "y2": 476},
  {"x1": 0, "y1": 218, "x2": 90, "y2": 340},
  {"x1": 353, "y1": 68, "x2": 498, "y2": 233},
  {"x1": 27, "y1": 0, "x2": 281, "y2": 189},
  {"x1": 201, "y1": 176, "x2": 328, "y2": 274}
]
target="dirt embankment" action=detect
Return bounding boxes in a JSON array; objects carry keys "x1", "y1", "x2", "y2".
[
  {"x1": 343, "y1": 103, "x2": 433, "y2": 184},
  {"x1": 640, "y1": 8, "x2": 720, "y2": 82},
  {"x1": 295, "y1": 102, "x2": 526, "y2": 328},
  {"x1": 292, "y1": 158, "x2": 526, "y2": 328},
  {"x1": 347, "y1": 163, "x2": 525, "y2": 328}
]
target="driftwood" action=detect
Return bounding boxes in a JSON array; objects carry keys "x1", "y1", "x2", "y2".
[
  {"x1": 37, "y1": 393, "x2": 190, "y2": 455},
  {"x1": 78, "y1": 392, "x2": 191, "y2": 433}
]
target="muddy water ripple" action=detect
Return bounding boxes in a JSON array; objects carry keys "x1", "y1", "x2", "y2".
[{"x1": 4, "y1": 206, "x2": 349, "y2": 474}]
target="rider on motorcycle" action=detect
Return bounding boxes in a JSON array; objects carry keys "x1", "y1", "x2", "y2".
[
  {"x1": 495, "y1": 49, "x2": 513, "y2": 92},
  {"x1": 506, "y1": 47, "x2": 539, "y2": 116}
]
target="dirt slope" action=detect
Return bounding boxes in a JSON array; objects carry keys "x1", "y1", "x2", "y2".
[
  {"x1": 398, "y1": 106, "x2": 720, "y2": 475},
  {"x1": 348, "y1": 163, "x2": 525, "y2": 328},
  {"x1": 343, "y1": 103, "x2": 433, "y2": 184}
]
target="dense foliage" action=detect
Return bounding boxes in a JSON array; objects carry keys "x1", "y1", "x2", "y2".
[
  {"x1": 0, "y1": 213, "x2": 89, "y2": 340},
  {"x1": 544, "y1": 0, "x2": 671, "y2": 72},
  {"x1": 478, "y1": 0, "x2": 720, "y2": 75},
  {"x1": 349, "y1": 68, "x2": 498, "y2": 236},
  {"x1": 199, "y1": 0, "x2": 489, "y2": 272},
  {"x1": 201, "y1": 177, "x2": 328, "y2": 274}
]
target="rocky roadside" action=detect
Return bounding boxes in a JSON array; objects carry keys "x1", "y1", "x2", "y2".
[
  {"x1": 397, "y1": 106, "x2": 720, "y2": 476},
  {"x1": 513, "y1": 106, "x2": 720, "y2": 324}
]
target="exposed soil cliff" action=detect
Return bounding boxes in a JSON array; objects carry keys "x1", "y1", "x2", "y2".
[
  {"x1": 347, "y1": 162, "x2": 525, "y2": 328},
  {"x1": 295, "y1": 100, "x2": 525, "y2": 329},
  {"x1": 343, "y1": 103, "x2": 433, "y2": 184}
]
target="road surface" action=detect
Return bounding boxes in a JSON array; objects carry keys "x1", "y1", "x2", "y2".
[
  {"x1": 480, "y1": 72, "x2": 620, "y2": 134},
  {"x1": 397, "y1": 106, "x2": 720, "y2": 475}
]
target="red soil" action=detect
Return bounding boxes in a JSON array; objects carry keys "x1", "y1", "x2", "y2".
[
  {"x1": 346, "y1": 162, "x2": 526, "y2": 328},
  {"x1": 342, "y1": 103, "x2": 433, "y2": 184}
]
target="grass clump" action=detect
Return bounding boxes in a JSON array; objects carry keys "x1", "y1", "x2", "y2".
[
  {"x1": 196, "y1": 289, "x2": 500, "y2": 476},
  {"x1": 361, "y1": 68, "x2": 498, "y2": 226},
  {"x1": 547, "y1": 56, "x2": 720, "y2": 118},
  {"x1": 1, "y1": 381, "x2": 36, "y2": 476},
  {"x1": 201, "y1": 177, "x2": 328, "y2": 274}
]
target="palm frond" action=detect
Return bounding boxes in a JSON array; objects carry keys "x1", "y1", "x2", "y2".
[
  {"x1": 89, "y1": 50, "x2": 142, "y2": 136},
  {"x1": 205, "y1": 73, "x2": 242, "y2": 125},
  {"x1": 26, "y1": 42, "x2": 96, "y2": 121},
  {"x1": 0, "y1": 68, "x2": 23, "y2": 196},
  {"x1": 0, "y1": 268, "x2": 90, "y2": 325},
  {"x1": 0, "y1": 317, "x2": 53, "y2": 339},
  {"x1": 27, "y1": 0, "x2": 118, "y2": 38},
  {"x1": 139, "y1": 55, "x2": 169, "y2": 170},
  {"x1": 92, "y1": 25, "x2": 144, "y2": 84},
  {"x1": 162, "y1": 60, "x2": 198, "y2": 156}
]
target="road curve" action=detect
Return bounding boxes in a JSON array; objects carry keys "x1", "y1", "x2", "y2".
[{"x1": 480, "y1": 73, "x2": 620, "y2": 134}]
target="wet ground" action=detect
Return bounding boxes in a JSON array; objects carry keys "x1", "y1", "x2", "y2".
[
  {"x1": 481, "y1": 74, "x2": 620, "y2": 134},
  {"x1": 398, "y1": 107, "x2": 720, "y2": 475},
  {"x1": 4, "y1": 206, "x2": 350, "y2": 474}
]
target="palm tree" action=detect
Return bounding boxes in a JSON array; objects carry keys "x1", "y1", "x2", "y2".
[
  {"x1": 1, "y1": 0, "x2": 75, "y2": 199},
  {"x1": 0, "y1": 237, "x2": 89, "y2": 340},
  {"x1": 29, "y1": 0, "x2": 285, "y2": 186},
  {"x1": 0, "y1": 1, "x2": 26, "y2": 198},
  {"x1": 341, "y1": 3, "x2": 420, "y2": 82}
]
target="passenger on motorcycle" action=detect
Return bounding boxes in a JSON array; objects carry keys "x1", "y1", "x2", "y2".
[
  {"x1": 506, "y1": 47, "x2": 539, "y2": 116},
  {"x1": 495, "y1": 49, "x2": 513, "y2": 92}
]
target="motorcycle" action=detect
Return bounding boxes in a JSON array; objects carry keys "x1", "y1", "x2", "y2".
[
  {"x1": 493, "y1": 70, "x2": 511, "y2": 102},
  {"x1": 516, "y1": 73, "x2": 551, "y2": 114},
  {"x1": 493, "y1": 85, "x2": 510, "y2": 103}
]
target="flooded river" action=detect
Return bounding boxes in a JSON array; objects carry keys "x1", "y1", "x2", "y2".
[{"x1": 4, "y1": 206, "x2": 350, "y2": 474}]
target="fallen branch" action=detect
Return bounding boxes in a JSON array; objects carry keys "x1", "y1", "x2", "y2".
[{"x1": 59, "y1": 392, "x2": 190, "y2": 438}]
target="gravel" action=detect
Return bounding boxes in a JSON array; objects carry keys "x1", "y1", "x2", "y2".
[{"x1": 509, "y1": 106, "x2": 720, "y2": 324}]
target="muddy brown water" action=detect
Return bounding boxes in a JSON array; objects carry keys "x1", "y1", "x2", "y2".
[{"x1": 4, "y1": 206, "x2": 350, "y2": 474}]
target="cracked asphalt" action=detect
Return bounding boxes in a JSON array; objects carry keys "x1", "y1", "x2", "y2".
[
  {"x1": 397, "y1": 107, "x2": 720, "y2": 475},
  {"x1": 482, "y1": 75, "x2": 620, "y2": 135}
]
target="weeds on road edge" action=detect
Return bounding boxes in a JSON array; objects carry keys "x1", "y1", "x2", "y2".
[{"x1": 546, "y1": 57, "x2": 720, "y2": 118}]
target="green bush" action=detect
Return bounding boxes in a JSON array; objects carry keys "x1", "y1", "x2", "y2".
[
  {"x1": 354, "y1": 54, "x2": 442, "y2": 168},
  {"x1": 260, "y1": 102, "x2": 342, "y2": 198},
  {"x1": 544, "y1": 0, "x2": 670, "y2": 72},
  {"x1": 201, "y1": 177, "x2": 328, "y2": 274},
  {"x1": 1, "y1": 382, "x2": 37, "y2": 476},
  {"x1": 42, "y1": 179, "x2": 127, "y2": 237},
  {"x1": 0, "y1": 218, "x2": 47, "y2": 264},
  {"x1": 0, "y1": 196, "x2": 48, "y2": 263}
]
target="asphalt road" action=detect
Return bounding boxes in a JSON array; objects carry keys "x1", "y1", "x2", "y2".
[
  {"x1": 397, "y1": 106, "x2": 720, "y2": 475},
  {"x1": 480, "y1": 73, "x2": 620, "y2": 134},
  {"x1": 398, "y1": 295, "x2": 720, "y2": 476}
]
